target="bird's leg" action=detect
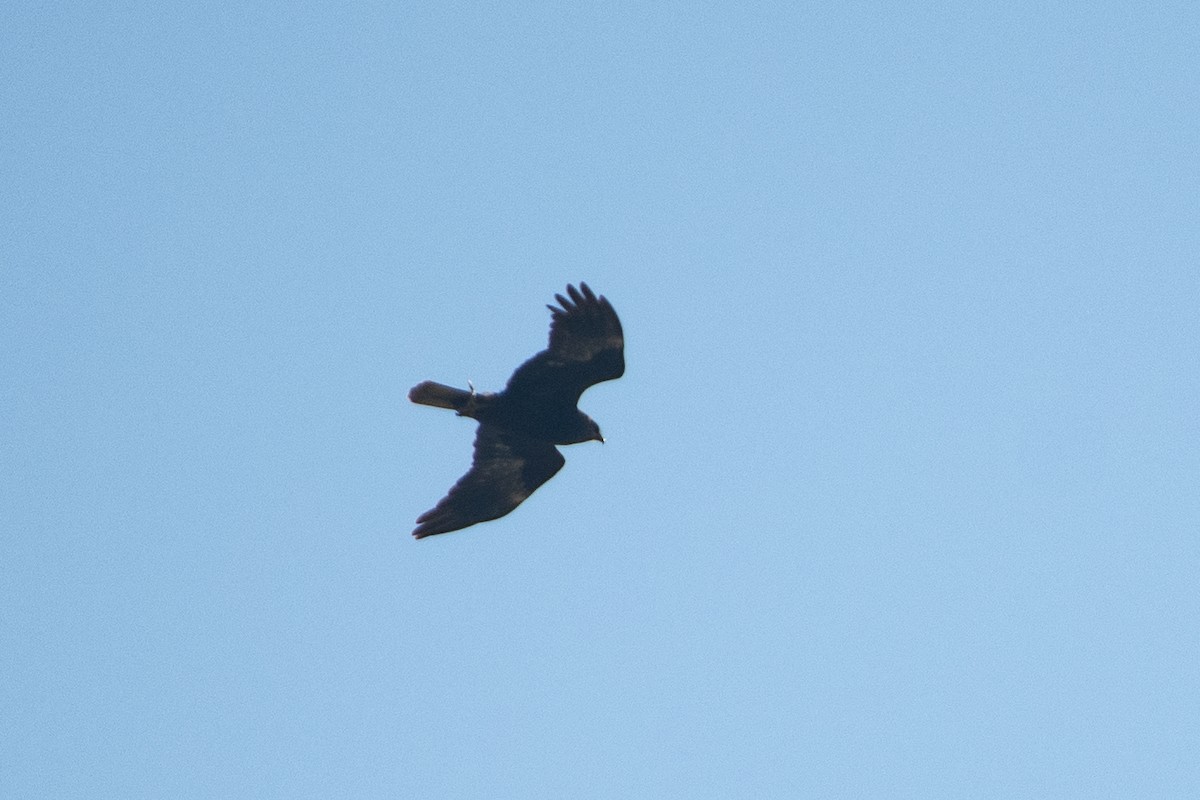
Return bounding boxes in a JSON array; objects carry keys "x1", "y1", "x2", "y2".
[{"x1": 458, "y1": 380, "x2": 478, "y2": 417}]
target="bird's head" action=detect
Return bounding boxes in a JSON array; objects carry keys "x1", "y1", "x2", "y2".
[{"x1": 572, "y1": 413, "x2": 604, "y2": 444}]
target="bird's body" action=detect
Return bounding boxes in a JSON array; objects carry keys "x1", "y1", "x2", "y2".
[
  {"x1": 409, "y1": 283, "x2": 624, "y2": 538},
  {"x1": 409, "y1": 382, "x2": 600, "y2": 445}
]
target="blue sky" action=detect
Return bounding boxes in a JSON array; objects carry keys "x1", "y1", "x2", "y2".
[{"x1": 3, "y1": 2, "x2": 1198, "y2": 797}]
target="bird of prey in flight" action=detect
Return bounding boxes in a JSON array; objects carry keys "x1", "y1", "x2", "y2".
[{"x1": 409, "y1": 283, "x2": 624, "y2": 538}]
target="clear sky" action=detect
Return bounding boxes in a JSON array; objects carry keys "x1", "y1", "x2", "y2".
[{"x1": 3, "y1": 2, "x2": 1198, "y2": 797}]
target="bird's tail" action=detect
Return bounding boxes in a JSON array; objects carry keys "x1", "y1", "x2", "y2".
[{"x1": 409, "y1": 380, "x2": 474, "y2": 412}]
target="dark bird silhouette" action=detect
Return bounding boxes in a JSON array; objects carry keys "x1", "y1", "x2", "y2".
[{"x1": 409, "y1": 283, "x2": 624, "y2": 538}]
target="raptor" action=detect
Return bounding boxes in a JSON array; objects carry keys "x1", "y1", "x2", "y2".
[{"x1": 409, "y1": 283, "x2": 624, "y2": 538}]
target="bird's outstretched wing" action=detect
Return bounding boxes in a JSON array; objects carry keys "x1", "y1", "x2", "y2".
[
  {"x1": 504, "y1": 283, "x2": 624, "y2": 405},
  {"x1": 413, "y1": 425, "x2": 566, "y2": 539}
]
